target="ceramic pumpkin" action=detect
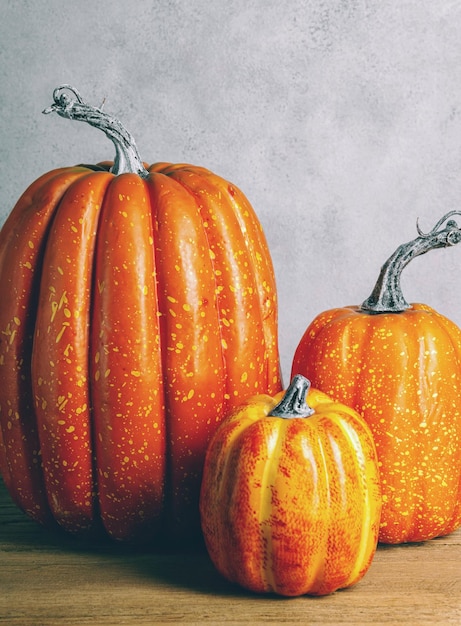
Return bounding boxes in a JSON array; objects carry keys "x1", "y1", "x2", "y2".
[
  {"x1": 200, "y1": 374, "x2": 382, "y2": 596},
  {"x1": 0, "y1": 85, "x2": 281, "y2": 541},
  {"x1": 292, "y1": 212, "x2": 461, "y2": 544}
]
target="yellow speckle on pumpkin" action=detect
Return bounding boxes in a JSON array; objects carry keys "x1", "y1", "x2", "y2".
[
  {"x1": 58, "y1": 292, "x2": 68, "y2": 308},
  {"x1": 50, "y1": 301, "x2": 58, "y2": 322},
  {"x1": 56, "y1": 323, "x2": 69, "y2": 343}
]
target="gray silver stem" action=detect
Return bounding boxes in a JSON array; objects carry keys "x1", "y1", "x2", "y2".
[
  {"x1": 361, "y1": 211, "x2": 461, "y2": 314},
  {"x1": 269, "y1": 374, "x2": 315, "y2": 419},
  {"x1": 43, "y1": 85, "x2": 148, "y2": 178}
]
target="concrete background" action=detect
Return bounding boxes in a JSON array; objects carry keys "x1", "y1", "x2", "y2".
[{"x1": 2, "y1": 0, "x2": 461, "y2": 384}]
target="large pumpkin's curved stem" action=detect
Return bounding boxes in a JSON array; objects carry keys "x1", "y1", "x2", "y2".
[
  {"x1": 361, "y1": 211, "x2": 461, "y2": 314},
  {"x1": 43, "y1": 85, "x2": 149, "y2": 178},
  {"x1": 269, "y1": 374, "x2": 315, "y2": 418}
]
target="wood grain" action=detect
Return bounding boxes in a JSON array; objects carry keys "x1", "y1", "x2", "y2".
[{"x1": 0, "y1": 478, "x2": 460, "y2": 625}]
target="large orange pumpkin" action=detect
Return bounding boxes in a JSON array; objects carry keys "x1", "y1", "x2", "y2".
[
  {"x1": 292, "y1": 213, "x2": 461, "y2": 544},
  {"x1": 0, "y1": 85, "x2": 281, "y2": 541},
  {"x1": 200, "y1": 374, "x2": 382, "y2": 596}
]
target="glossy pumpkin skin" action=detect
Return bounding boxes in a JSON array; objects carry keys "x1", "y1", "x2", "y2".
[
  {"x1": 0, "y1": 91, "x2": 281, "y2": 542},
  {"x1": 292, "y1": 277, "x2": 461, "y2": 542},
  {"x1": 200, "y1": 377, "x2": 382, "y2": 596}
]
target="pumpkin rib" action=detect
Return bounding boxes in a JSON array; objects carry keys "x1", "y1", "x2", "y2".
[
  {"x1": 32, "y1": 170, "x2": 112, "y2": 533},
  {"x1": 90, "y1": 173, "x2": 167, "y2": 541},
  {"x1": 146, "y1": 170, "x2": 227, "y2": 536},
  {"x1": 293, "y1": 407, "x2": 379, "y2": 594},
  {"x1": 417, "y1": 305, "x2": 461, "y2": 535},
  {"x1": 325, "y1": 409, "x2": 379, "y2": 587},
  {"x1": 256, "y1": 418, "x2": 287, "y2": 593},
  {"x1": 221, "y1": 182, "x2": 280, "y2": 393},
  {"x1": 0, "y1": 167, "x2": 92, "y2": 525},
  {"x1": 151, "y1": 168, "x2": 231, "y2": 403},
  {"x1": 222, "y1": 419, "x2": 270, "y2": 588},
  {"x1": 283, "y1": 418, "x2": 331, "y2": 595},
  {"x1": 413, "y1": 308, "x2": 461, "y2": 538},
  {"x1": 189, "y1": 167, "x2": 280, "y2": 392},
  {"x1": 211, "y1": 417, "x2": 268, "y2": 591},
  {"x1": 174, "y1": 166, "x2": 281, "y2": 393},
  {"x1": 290, "y1": 413, "x2": 355, "y2": 595},
  {"x1": 375, "y1": 308, "x2": 461, "y2": 542},
  {"x1": 163, "y1": 168, "x2": 275, "y2": 402},
  {"x1": 207, "y1": 412, "x2": 276, "y2": 589}
]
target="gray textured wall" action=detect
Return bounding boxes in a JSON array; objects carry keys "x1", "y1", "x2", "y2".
[{"x1": 2, "y1": 0, "x2": 461, "y2": 383}]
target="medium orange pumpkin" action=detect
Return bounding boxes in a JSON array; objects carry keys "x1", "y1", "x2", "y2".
[
  {"x1": 292, "y1": 213, "x2": 461, "y2": 544},
  {"x1": 0, "y1": 85, "x2": 281, "y2": 541},
  {"x1": 200, "y1": 375, "x2": 382, "y2": 596}
]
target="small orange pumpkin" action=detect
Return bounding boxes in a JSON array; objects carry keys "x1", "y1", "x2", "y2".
[
  {"x1": 292, "y1": 213, "x2": 461, "y2": 544},
  {"x1": 200, "y1": 375, "x2": 382, "y2": 596},
  {"x1": 0, "y1": 85, "x2": 281, "y2": 541}
]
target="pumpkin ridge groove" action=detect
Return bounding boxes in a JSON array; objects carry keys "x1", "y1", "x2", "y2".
[{"x1": 257, "y1": 419, "x2": 286, "y2": 592}]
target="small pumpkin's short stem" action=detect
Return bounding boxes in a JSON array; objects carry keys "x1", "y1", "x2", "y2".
[
  {"x1": 361, "y1": 211, "x2": 461, "y2": 314},
  {"x1": 269, "y1": 374, "x2": 315, "y2": 418},
  {"x1": 43, "y1": 85, "x2": 149, "y2": 178}
]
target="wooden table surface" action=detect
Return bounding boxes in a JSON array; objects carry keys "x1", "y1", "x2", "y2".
[{"x1": 1, "y1": 479, "x2": 460, "y2": 625}]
